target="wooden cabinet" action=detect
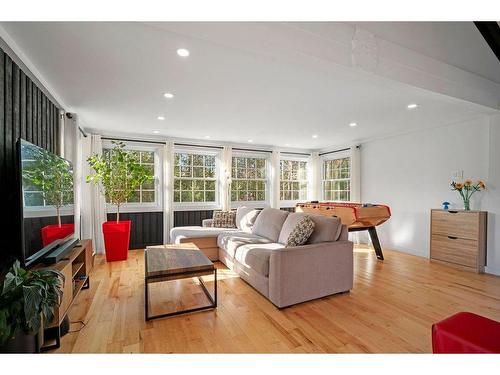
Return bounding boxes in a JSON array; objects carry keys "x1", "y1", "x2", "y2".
[
  {"x1": 33, "y1": 239, "x2": 94, "y2": 350},
  {"x1": 430, "y1": 209, "x2": 487, "y2": 273}
]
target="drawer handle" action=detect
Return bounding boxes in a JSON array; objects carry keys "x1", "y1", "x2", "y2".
[
  {"x1": 448, "y1": 210, "x2": 458, "y2": 214},
  {"x1": 447, "y1": 235, "x2": 458, "y2": 240}
]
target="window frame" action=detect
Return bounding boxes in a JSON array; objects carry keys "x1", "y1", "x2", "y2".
[
  {"x1": 321, "y1": 150, "x2": 352, "y2": 202},
  {"x1": 279, "y1": 156, "x2": 309, "y2": 207},
  {"x1": 230, "y1": 151, "x2": 271, "y2": 209},
  {"x1": 172, "y1": 146, "x2": 221, "y2": 211},
  {"x1": 102, "y1": 140, "x2": 163, "y2": 213}
]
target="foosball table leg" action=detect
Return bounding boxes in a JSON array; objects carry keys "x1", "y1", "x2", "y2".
[{"x1": 368, "y1": 226, "x2": 384, "y2": 260}]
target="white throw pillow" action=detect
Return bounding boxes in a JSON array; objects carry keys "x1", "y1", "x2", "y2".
[{"x1": 235, "y1": 206, "x2": 261, "y2": 233}]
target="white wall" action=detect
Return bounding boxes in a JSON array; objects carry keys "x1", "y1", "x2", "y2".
[
  {"x1": 486, "y1": 115, "x2": 500, "y2": 275},
  {"x1": 361, "y1": 117, "x2": 491, "y2": 259}
]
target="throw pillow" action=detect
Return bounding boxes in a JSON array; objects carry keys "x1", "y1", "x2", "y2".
[
  {"x1": 286, "y1": 216, "x2": 315, "y2": 247},
  {"x1": 235, "y1": 206, "x2": 261, "y2": 233},
  {"x1": 211, "y1": 210, "x2": 236, "y2": 228}
]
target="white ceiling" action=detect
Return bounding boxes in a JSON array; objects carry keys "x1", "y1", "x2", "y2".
[{"x1": 1, "y1": 22, "x2": 498, "y2": 150}]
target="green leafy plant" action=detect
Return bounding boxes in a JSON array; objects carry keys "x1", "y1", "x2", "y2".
[
  {"x1": 86, "y1": 141, "x2": 154, "y2": 222},
  {"x1": 0, "y1": 260, "x2": 64, "y2": 346},
  {"x1": 22, "y1": 145, "x2": 74, "y2": 227}
]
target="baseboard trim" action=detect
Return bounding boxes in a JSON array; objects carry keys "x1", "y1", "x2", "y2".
[{"x1": 485, "y1": 265, "x2": 500, "y2": 276}]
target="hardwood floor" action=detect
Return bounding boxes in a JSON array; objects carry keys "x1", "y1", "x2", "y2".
[{"x1": 54, "y1": 246, "x2": 500, "y2": 353}]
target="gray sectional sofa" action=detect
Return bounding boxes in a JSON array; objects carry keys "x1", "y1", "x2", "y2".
[{"x1": 170, "y1": 207, "x2": 353, "y2": 308}]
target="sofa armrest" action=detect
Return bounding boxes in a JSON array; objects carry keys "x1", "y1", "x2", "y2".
[
  {"x1": 268, "y1": 241, "x2": 353, "y2": 308},
  {"x1": 202, "y1": 219, "x2": 213, "y2": 227}
]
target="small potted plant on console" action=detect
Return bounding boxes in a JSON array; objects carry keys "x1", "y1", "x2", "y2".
[
  {"x1": 86, "y1": 141, "x2": 153, "y2": 261},
  {"x1": 0, "y1": 260, "x2": 63, "y2": 353}
]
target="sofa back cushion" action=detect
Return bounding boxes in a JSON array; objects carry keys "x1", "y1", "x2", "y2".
[
  {"x1": 252, "y1": 207, "x2": 289, "y2": 241},
  {"x1": 307, "y1": 214, "x2": 343, "y2": 244},
  {"x1": 235, "y1": 206, "x2": 261, "y2": 233},
  {"x1": 212, "y1": 210, "x2": 236, "y2": 228}
]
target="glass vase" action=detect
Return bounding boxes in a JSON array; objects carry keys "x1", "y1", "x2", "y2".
[{"x1": 463, "y1": 197, "x2": 471, "y2": 211}]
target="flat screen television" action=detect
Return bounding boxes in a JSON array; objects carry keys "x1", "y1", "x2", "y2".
[{"x1": 18, "y1": 139, "x2": 77, "y2": 267}]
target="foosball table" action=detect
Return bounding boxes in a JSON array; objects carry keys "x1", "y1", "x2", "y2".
[{"x1": 296, "y1": 202, "x2": 391, "y2": 260}]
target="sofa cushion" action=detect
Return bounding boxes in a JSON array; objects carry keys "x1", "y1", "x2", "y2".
[
  {"x1": 307, "y1": 215, "x2": 343, "y2": 244},
  {"x1": 212, "y1": 210, "x2": 236, "y2": 228},
  {"x1": 235, "y1": 243, "x2": 285, "y2": 276},
  {"x1": 235, "y1": 206, "x2": 261, "y2": 233},
  {"x1": 217, "y1": 232, "x2": 272, "y2": 259},
  {"x1": 252, "y1": 207, "x2": 289, "y2": 241},
  {"x1": 285, "y1": 216, "x2": 315, "y2": 247},
  {"x1": 170, "y1": 226, "x2": 238, "y2": 244}
]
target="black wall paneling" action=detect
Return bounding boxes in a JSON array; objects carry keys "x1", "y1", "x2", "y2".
[
  {"x1": 174, "y1": 210, "x2": 214, "y2": 227},
  {"x1": 0, "y1": 46, "x2": 61, "y2": 269},
  {"x1": 106, "y1": 212, "x2": 163, "y2": 250}
]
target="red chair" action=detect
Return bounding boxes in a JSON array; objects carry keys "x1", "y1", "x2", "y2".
[{"x1": 432, "y1": 312, "x2": 500, "y2": 353}]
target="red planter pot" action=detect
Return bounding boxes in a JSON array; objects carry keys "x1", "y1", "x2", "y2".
[
  {"x1": 41, "y1": 223, "x2": 75, "y2": 247},
  {"x1": 102, "y1": 220, "x2": 131, "y2": 262}
]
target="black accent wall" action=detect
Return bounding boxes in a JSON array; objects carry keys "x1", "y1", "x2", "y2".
[
  {"x1": 174, "y1": 210, "x2": 214, "y2": 227},
  {"x1": 0, "y1": 46, "x2": 61, "y2": 269},
  {"x1": 107, "y1": 212, "x2": 163, "y2": 250}
]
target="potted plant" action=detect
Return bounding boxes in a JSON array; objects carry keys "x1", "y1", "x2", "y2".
[
  {"x1": 22, "y1": 144, "x2": 74, "y2": 246},
  {"x1": 86, "y1": 141, "x2": 153, "y2": 261},
  {"x1": 0, "y1": 260, "x2": 63, "y2": 353},
  {"x1": 450, "y1": 179, "x2": 486, "y2": 211}
]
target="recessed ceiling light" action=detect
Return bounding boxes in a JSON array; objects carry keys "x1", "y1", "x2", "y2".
[
  {"x1": 248, "y1": 139, "x2": 253, "y2": 143},
  {"x1": 205, "y1": 135, "x2": 211, "y2": 139},
  {"x1": 164, "y1": 92, "x2": 174, "y2": 99},
  {"x1": 153, "y1": 130, "x2": 160, "y2": 134},
  {"x1": 177, "y1": 48, "x2": 190, "y2": 57},
  {"x1": 157, "y1": 116, "x2": 165, "y2": 121},
  {"x1": 285, "y1": 143, "x2": 291, "y2": 147},
  {"x1": 312, "y1": 134, "x2": 318, "y2": 139},
  {"x1": 407, "y1": 103, "x2": 418, "y2": 109},
  {"x1": 349, "y1": 122, "x2": 357, "y2": 127}
]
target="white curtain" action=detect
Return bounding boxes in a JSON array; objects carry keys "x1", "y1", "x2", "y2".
[
  {"x1": 350, "y1": 145, "x2": 361, "y2": 202},
  {"x1": 220, "y1": 146, "x2": 232, "y2": 211},
  {"x1": 309, "y1": 152, "x2": 321, "y2": 201},
  {"x1": 270, "y1": 150, "x2": 280, "y2": 208},
  {"x1": 163, "y1": 141, "x2": 174, "y2": 243},
  {"x1": 61, "y1": 113, "x2": 82, "y2": 239},
  {"x1": 81, "y1": 134, "x2": 107, "y2": 254}
]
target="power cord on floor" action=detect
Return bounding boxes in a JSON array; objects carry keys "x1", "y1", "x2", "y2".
[{"x1": 68, "y1": 320, "x2": 87, "y2": 333}]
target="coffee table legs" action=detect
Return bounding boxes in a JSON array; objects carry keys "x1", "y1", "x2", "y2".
[{"x1": 145, "y1": 269, "x2": 217, "y2": 321}]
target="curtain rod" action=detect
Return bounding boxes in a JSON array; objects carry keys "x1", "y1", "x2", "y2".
[
  {"x1": 174, "y1": 142, "x2": 223, "y2": 150},
  {"x1": 232, "y1": 147, "x2": 273, "y2": 154},
  {"x1": 101, "y1": 136, "x2": 166, "y2": 145},
  {"x1": 319, "y1": 146, "x2": 357, "y2": 157},
  {"x1": 78, "y1": 126, "x2": 88, "y2": 138},
  {"x1": 281, "y1": 151, "x2": 311, "y2": 157}
]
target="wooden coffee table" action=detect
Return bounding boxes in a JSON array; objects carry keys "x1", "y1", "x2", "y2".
[{"x1": 144, "y1": 243, "x2": 217, "y2": 321}]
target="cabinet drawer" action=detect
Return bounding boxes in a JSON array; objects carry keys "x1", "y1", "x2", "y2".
[
  {"x1": 431, "y1": 234, "x2": 478, "y2": 268},
  {"x1": 431, "y1": 210, "x2": 479, "y2": 240}
]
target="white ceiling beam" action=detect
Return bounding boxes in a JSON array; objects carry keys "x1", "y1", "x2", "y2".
[{"x1": 153, "y1": 22, "x2": 500, "y2": 111}]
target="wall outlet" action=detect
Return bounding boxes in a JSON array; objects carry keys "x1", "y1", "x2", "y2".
[{"x1": 451, "y1": 170, "x2": 464, "y2": 180}]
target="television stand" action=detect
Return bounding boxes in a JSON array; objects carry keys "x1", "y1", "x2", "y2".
[{"x1": 33, "y1": 239, "x2": 94, "y2": 352}]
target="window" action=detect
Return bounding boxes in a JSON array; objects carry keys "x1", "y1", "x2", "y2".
[
  {"x1": 173, "y1": 152, "x2": 217, "y2": 203},
  {"x1": 231, "y1": 156, "x2": 267, "y2": 202},
  {"x1": 280, "y1": 159, "x2": 308, "y2": 201},
  {"x1": 102, "y1": 148, "x2": 156, "y2": 204},
  {"x1": 323, "y1": 157, "x2": 351, "y2": 201}
]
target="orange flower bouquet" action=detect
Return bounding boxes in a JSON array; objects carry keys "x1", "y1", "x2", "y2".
[{"x1": 450, "y1": 179, "x2": 486, "y2": 211}]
